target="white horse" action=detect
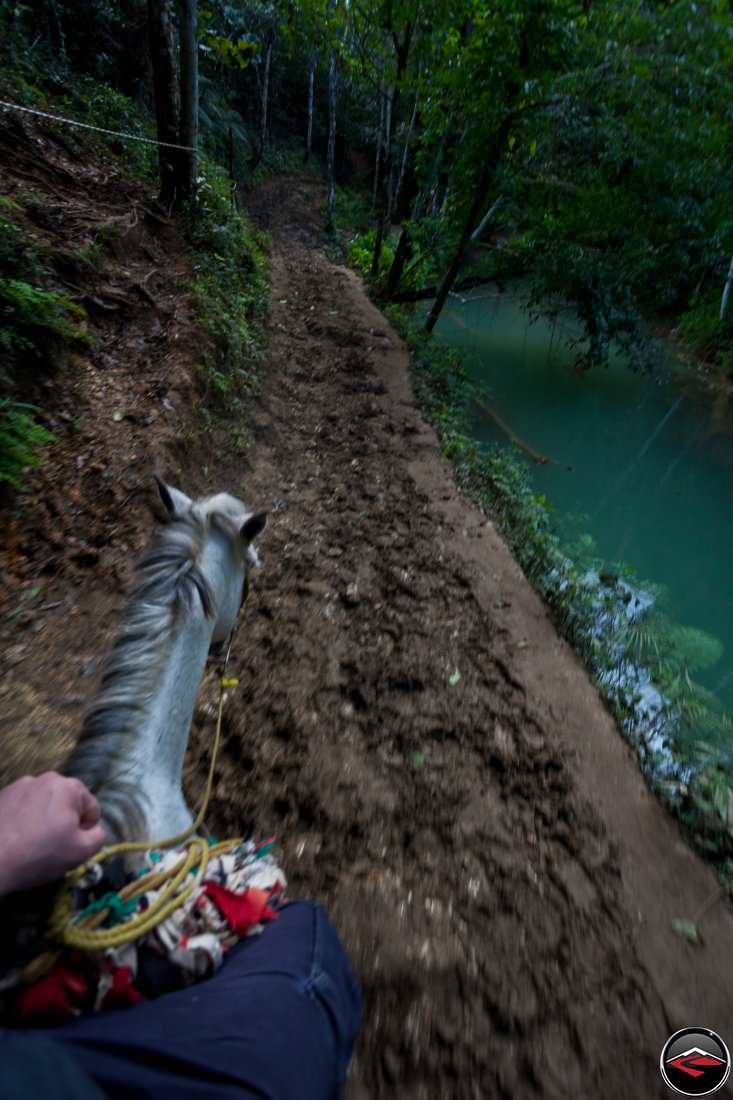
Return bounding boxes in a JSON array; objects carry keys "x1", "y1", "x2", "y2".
[{"x1": 65, "y1": 478, "x2": 266, "y2": 845}]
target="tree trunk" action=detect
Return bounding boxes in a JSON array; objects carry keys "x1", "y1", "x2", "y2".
[
  {"x1": 382, "y1": 226, "x2": 412, "y2": 301},
  {"x1": 260, "y1": 32, "x2": 273, "y2": 156},
  {"x1": 46, "y1": 0, "x2": 67, "y2": 65},
  {"x1": 470, "y1": 194, "x2": 504, "y2": 241},
  {"x1": 371, "y1": 21, "x2": 412, "y2": 277},
  {"x1": 370, "y1": 85, "x2": 394, "y2": 278},
  {"x1": 177, "y1": 0, "x2": 198, "y2": 201},
  {"x1": 392, "y1": 95, "x2": 418, "y2": 217},
  {"x1": 425, "y1": 112, "x2": 515, "y2": 333},
  {"x1": 326, "y1": 49, "x2": 337, "y2": 224},
  {"x1": 720, "y1": 254, "x2": 733, "y2": 323},
  {"x1": 412, "y1": 188, "x2": 427, "y2": 220},
  {"x1": 147, "y1": 0, "x2": 180, "y2": 207},
  {"x1": 373, "y1": 80, "x2": 385, "y2": 206},
  {"x1": 305, "y1": 55, "x2": 315, "y2": 163}
]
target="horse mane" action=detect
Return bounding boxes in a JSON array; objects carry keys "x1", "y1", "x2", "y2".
[{"x1": 64, "y1": 510, "x2": 218, "y2": 842}]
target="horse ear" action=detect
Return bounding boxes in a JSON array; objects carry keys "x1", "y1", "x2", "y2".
[
  {"x1": 240, "y1": 511, "x2": 267, "y2": 545},
  {"x1": 154, "y1": 476, "x2": 192, "y2": 519}
]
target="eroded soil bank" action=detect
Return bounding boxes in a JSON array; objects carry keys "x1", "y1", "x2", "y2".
[{"x1": 1, "y1": 152, "x2": 732, "y2": 1099}]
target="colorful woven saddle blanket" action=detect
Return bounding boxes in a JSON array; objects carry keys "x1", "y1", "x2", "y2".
[{"x1": 0, "y1": 836, "x2": 286, "y2": 1026}]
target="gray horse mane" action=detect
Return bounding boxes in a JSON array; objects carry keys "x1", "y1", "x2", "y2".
[{"x1": 64, "y1": 510, "x2": 219, "y2": 842}]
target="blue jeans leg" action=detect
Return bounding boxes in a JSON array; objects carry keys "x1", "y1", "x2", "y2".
[
  {"x1": 9, "y1": 900, "x2": 361, "y2": 1100},
  {"x1": 0, "y1": 1036, "x2": 108, "y2": 1100}
]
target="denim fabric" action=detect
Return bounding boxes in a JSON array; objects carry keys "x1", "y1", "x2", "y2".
[
  {"x1": 0, "y1": 900, "x2": 361, "y2": 1100},
  {"x1": 0, "y1": 1036, "x2": 108, "y2": 1099}
]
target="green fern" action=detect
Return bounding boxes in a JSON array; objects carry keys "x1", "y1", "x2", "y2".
[
  {"x1": 661, "y1": 676, "x2": 732, "y2": 752},
  {"x1": 0, "y1": 398, "x2": 54, "y2": 491},
  {"x1": 0, "y1": 278, "x2": 91, "y2": 381},
  {"x1": 688, "y1": 766, "x2": 733, "y2": 847},
  {"x1": 624, "y1": 616, "x2": 724, "y2": 676}
]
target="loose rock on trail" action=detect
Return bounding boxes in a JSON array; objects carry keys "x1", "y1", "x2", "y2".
[{"x1": 1, "y1": 158, "x2": 732, "y2": 1099}]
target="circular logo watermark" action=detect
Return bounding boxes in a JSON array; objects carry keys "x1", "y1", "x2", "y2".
[{"x1": 660, "y1": 1027, "x2": 730, "y2": 1096}]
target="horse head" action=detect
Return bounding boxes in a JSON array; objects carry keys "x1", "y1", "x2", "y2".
[{"x1": 154, "y1": 476, "x2": 267, "y2": 644}]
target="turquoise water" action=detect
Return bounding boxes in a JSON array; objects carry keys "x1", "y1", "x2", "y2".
[{"x1": 435, "y1": 292, "x2": 733, "y2": 711}]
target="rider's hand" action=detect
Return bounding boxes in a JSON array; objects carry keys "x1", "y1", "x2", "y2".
[{"x1": 0, "y1": 773, "x2": 107, "y2": 897}]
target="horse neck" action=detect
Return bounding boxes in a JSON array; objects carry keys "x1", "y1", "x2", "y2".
[
  {"x1": 69, "y1": 525, "x2": 240, "y2": 844},
  {"x1": 119, "y1": 529, "x2": 238, "y2": 837},
  {"x1": 131, "y1": 606, "x2": 212, "y2": 805}
]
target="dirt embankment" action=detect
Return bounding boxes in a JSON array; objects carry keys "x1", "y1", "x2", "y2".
[
  {"x1": 0, "y1": 109, "x2": 202, "y2": 775},
  {"x1": 1, "y1": 134, "x2": 732, "y2": 1099}
]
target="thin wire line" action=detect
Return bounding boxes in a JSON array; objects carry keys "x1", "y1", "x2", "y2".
[{"x1": 0, "y1": 98, "x2": 195, "y2": 152}]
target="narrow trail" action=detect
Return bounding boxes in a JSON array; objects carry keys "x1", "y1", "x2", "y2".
[
  {"x1": 0, "y1": 129, "x2": 730, "y2": 1097},
  {"x1": 182, "y1": 177, "x2": 733, "y2": 1098}
]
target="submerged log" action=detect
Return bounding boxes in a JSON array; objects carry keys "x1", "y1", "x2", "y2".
[{"x1": 475, "y1": 397, "x2": 555, "y2": 465}]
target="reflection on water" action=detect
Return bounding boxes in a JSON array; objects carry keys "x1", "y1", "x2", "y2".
[{"x1": 435, "y1": 292, "x2": 733, "y2": 709}]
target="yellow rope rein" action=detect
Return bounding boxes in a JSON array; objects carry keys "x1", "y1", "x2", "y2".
[{"x1": 46, "y1": 671, "x2": 241, "y2": 953}]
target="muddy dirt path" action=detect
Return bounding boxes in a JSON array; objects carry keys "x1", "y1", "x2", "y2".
[
  {"x1": 0, "y1": 143, "x2": 731, "y2": 1098},
  {"x1": 185, "y1": 177, "x2": 733, "y2": 1099}
]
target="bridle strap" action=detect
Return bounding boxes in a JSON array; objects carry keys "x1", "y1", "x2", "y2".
[{"x1": 220, "y1": 566, "x2": 250, "y2": 680}]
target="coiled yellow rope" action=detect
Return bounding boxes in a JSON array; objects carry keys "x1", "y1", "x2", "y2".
[{"x1": 46, "y1": 673, "x2": 241, "y2": 953}]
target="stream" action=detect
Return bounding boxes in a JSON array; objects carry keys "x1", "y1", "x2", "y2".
[{"x1": 435, "y1": 290, "x2": 733, "y2": 715}]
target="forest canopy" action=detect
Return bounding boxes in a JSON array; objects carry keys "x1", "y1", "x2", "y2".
[{"x1": 2, "y1": 0, "x2": 732, "y2": 371}]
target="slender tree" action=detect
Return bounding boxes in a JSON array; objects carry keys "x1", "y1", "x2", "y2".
[
  {"x1": 305, "y1": 52, "x2": 316, "y2": 162},
  {"x1": 367, "y1": 6, "x2": 417, "y2": 278},
  {"x1": 259, "y1": 27, "x2": 274, "y2": 156},
  {"x1": 178, "y1": 0, "x2": 198, "y2": 199},
  {"x1": 147, "y1": 0, "x2": 180, "y2": 206},
  {"x1": 147, "y1": 0, "x2": 201, "y2": 206},
  {"x1": 326, "y1": 45, "x2": 338, "y2": 222},
  {"x1": 324, "y1": 0, "x2": 349, "y2": 224},
  {"x1": 425, "y1": 110, "x2": 515, "y2": 331}
]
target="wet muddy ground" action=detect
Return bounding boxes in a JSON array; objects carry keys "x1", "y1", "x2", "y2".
[{"x1": 1, "y1": 126, "x2": 731, "y2": 1098}]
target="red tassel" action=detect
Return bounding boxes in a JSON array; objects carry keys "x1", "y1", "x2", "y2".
[
  {"x1": 101, "y1": 964, "x2": 145, "y2": 1010},
  {"x1": 12, "y1": 965, "x2": 90, "y2": 1025},
  {"x1": 203, "y1": 883, "x2": 279, "y2": 935}
]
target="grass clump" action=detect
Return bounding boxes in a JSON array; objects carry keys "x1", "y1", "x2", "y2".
[{"x1": 333, "y1": 187, "x2": 374, "y2": 235}]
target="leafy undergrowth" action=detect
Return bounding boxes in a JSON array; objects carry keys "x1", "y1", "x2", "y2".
[
  {"x1": 0, "y1": 59, "x2": 268, "y2": 495},
  {"x1": 0, "y1": 196, "x2": 92, "y2": 493},
  {"x1": 389, "y1": 306, "x2": 733, "y2": 876},
  {"x1": 677, "y1": 293, "x2": 733, "y2": 378},
  {"x1": 184, "y1": 160, "x2": 269, "y2": 455},
  {"x1": 6, "y1": 66, "x2": 158, "y2": 185}
]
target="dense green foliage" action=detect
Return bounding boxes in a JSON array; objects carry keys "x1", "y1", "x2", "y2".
[
  {"x1": 0, "y1": 38, "x2": 162, "y2": 493},
  {"x1": 4, "y1": 2, "x2": 731, "y2": 371},
  {"x1": 0, "y1": 201, "x2": 91, "y2": 492},
  {"x1": 327, "y1": 0, "x2": 733, "y2": 372},
  {"x1": 0, "y1": 278, "x2": 89, "y2": 375},
  {"x1": 185, "y1": 158, "x2": 269, "y2": 418}
]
